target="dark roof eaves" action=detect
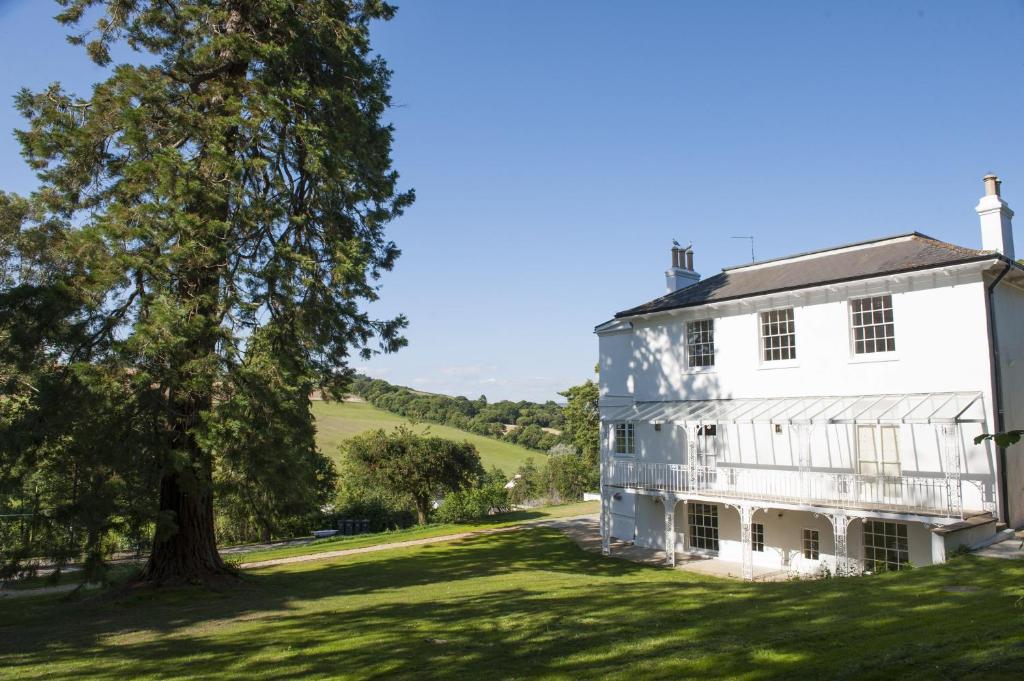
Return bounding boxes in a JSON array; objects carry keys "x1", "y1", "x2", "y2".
[{"x1": 613, "y1": 253, "x2": 1001, "y2": 320}]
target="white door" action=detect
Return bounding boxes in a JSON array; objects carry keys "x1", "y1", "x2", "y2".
[
  {"x1": 856, "y1": 425, "x2": 901, "y2": 477},
  {"x1": 856, "y1": 425, "x2": 902, "y2": 504},
  {"x1": 694, "y1": 424, "x2": 719, "y2": 468}
]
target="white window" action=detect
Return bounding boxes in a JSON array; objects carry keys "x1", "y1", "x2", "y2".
[
  {"x1": 760, "y1": 308, "x2": 796, "y2": 362},
  {"x1": 857, "y1": 425, "x2": 900, "y2": 477},
  {"x1": 614, "y1": 423, "x2": 634, "y2": 455},
  {"x1": 686, "y1": 319, "x2": 715, "y2": 368},
  {"x1": 850, "y1": 295, "x2": 895, "y2": 354},
  {"x1": 802, "y1": 528, "x2": 820, "y2": 560},
  {"x1": 751, "y1": 523, "x2": 764, "y2": 552},
  {"x1": 863, "y1": 521, "x2": 909, "y2": 571},
  {"x1": 688, "y1": 503, "x2": 719, "y2": 551}
]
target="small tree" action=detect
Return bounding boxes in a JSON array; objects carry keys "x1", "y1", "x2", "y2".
[
  {"x1": 559, "y1": 380, "x2": 599, "y2": 465},
  {"x1": 344, "y1": 427, "x2": 483, "y2": 525},
  {"x1": 546, "y1": 444, "x2": 597, "y2": 502}
]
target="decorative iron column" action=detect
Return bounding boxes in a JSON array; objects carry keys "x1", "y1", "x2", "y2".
[
  {"x1": 664, "y1": 496, "x2": 676, "y2": 567},
  {"x1": 797, "y1": 424, "x2": 812, "y2": 504},
  {"x1": 941, "y1": 424, "x2": 963, "y2": 520},
  {"x1": 832, "y1": 512, "x2": 850, "y2": 576},
  {"x1": 739, "y1": 505, "x2": 754, "y2": 581},
  {"x1": 687, "y1": 436, "x2": 697, "y2": 491}
]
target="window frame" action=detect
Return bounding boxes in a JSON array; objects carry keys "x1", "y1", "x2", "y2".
[
  {"x1": 848, "y1": 294, "x2": 897, "y2": 358},
  {"x1": 758, "y1": 307, "x2": 798, "y2": 365},
  {"x1": 684, "y1": 318, "x2": 716, "y2": 371},
  {"x1": 863, "y1": 520, "x2": 909, "y2": 571},
  {"x1": 751, "y1": 522, "x2": 764, "y2": 552},
  {"x1": 688, "y1": 503, "x2": 720, "y2": 552},
  {"x1": 801, "y1": 528, "x2": 820, "y2": 560},
  {"x1": 613, "y1": 422, "x2": 635, "y2": 456}
]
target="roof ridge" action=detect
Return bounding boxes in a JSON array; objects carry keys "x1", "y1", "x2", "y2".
[{"x1": 722, "y1": 232, "x2": 940, "y2": 272}]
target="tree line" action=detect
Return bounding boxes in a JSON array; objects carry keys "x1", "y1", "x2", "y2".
[{"x1": 351, "y1": 375, "x2": 582, "y2": 453}]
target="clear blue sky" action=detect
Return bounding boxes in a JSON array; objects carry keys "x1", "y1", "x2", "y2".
[{"x1": 1, "y1": 1, "x2": 1022, "y2": 402}]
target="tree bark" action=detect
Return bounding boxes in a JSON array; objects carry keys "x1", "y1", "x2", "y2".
[
  {"x1": 415, "y1": 499, "x2": 428, "y2": 526},
  {"x1": 140, "y1": 445, "x2": 233, "y2": 586}
]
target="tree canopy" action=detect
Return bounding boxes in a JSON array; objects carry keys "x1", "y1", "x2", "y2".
[
  {"x1": 0, "y1": 0, "x2": 410, "y2": 585},
  {"x1": 343, "y1": 427, "x2": 483, "y2": 525}
]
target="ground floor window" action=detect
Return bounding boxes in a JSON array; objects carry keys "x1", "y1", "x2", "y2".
[
  {"x1": 802, "y1": 528, "x2": 820, "y2": 560},
  {"x1": 863, "y1": 521, "x2": 909, "y2": 571},
  {"x1": 688, "y1": 503, "x2": 719, "y2": 551},
  {"x1": 751, "y1": 523, "x2": 764, "y2": 552}
]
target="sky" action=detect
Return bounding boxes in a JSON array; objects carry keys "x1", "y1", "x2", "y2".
[{"x1": 1, "y1": 1, "x2": 1023, "y2": 402}]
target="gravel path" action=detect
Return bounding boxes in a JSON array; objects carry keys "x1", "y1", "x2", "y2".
[
  {"x1": 0, "y1": 581, "x2": 101, "y2": 600},
  {"x1": 240, "y1": 514, "x2": 598, "y2": 569}
]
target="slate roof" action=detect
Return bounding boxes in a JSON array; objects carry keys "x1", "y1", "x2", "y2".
[{"x1": 615, "y1": 232, "x2": 1001, "y2": 319}]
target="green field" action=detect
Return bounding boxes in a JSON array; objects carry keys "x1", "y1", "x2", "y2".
[
  {"x1": 2, "y1": 529, "x2": 1022, "y2": 680},
  {"x1": 313, "y1": 399, "x2": 541, "y2": 473}
]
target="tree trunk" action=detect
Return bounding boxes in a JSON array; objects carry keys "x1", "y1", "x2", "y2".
[
  {"x1": 415, "y1": 500, "x2": 428, "y2": 526},
  {"x1": 139, "y1": 373, "x2": 233, "y2": 586},
  {"x1": 140, "y1": 462, "x2": 232, "y2": 586}
]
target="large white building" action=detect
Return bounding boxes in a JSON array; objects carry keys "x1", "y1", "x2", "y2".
[{"x1": 596, "y1": 175, "x2": 1024, "y2": 579}]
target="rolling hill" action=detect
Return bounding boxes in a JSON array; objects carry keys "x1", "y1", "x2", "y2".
[{"x1": 313, "y1": 399, "x2": 543, "y2": 474}]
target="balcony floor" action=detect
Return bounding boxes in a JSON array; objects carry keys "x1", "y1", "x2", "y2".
[{"x1": 608, "y1": 482, "x2": 981, "y2": 520}]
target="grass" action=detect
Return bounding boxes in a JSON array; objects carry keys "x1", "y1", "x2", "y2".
[
  {"x1": 232, "y1": 501, "x2": 598, "y2": 563},
  {"x1": 313, "y1": 400, "x2": 541, "y2": 473},
  {"x1": 2, "y1": 529, "x2": 1022, "y2": 680}
]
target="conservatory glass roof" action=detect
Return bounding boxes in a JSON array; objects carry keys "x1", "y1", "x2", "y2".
[{"x1": 601, "y1": 392, "x2": 985, "y2": 426}]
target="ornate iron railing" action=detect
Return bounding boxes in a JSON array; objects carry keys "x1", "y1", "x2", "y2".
[{"x1": 605, "y1": 460, "x2": 961, "y2": 517}]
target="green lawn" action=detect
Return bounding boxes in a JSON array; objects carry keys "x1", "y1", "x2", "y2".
[
  {"x1": 2, "y1": 529, "x2": 1022, "y2": 680},
  {"x1": 313, "y1": 399, "x2": 541, "y2": 473},
  {"x1": 233, "y1": 501, "x2": 598, "y2": 563}
]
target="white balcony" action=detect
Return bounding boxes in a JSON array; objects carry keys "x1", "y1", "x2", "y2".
[{"x1": 605, "y1": 460, "x2": 963, "y2": 518}]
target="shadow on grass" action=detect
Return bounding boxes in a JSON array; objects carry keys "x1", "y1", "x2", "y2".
[{"x1": 1, "y1": 528, "x2": 1022, "y2": 680}]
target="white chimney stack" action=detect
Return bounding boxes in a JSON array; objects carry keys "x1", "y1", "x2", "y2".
[
  {"x1": 976, "y1": 174, "x2": 1015, "y2": 260},
  {"x1": 665, "y1": 242, "x2": 700, "y2": 293}
]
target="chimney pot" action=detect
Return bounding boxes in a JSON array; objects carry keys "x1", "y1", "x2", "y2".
[
  {"x1": 665, "y1": 241, "x2": 700, "y2": 293},
  {"x1": 984, "y1": 174, "x2": 1000, "y2": 197}
]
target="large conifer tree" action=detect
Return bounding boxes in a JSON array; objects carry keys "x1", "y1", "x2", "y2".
[{"x1": 0, "y1": 0, "x2": 411, "y2": 584}]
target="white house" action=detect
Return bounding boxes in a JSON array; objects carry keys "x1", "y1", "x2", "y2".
[{"x1": 596, "y1": 175, "x2": 1024, "y2": 579}]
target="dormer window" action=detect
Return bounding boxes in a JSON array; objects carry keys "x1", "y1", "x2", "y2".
[
  {"x1": 850, "y1": 295, "x2": 895, "y2": 354},
  {"x1": 760, "y1": 308, "x2": 796, "y2": 362},
  {"x1": 686, "y1": 319, "x2": 715, "y2": 368}
]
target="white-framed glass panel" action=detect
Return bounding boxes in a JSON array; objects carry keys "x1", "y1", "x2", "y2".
[
  {"x1": 850, "y1": 295, "x2": 895, "y2": 354},
  {"x1": 751, "y1": 522, "x2": 764, "y2": 552},
  {"x1": 688, "y1": 503, "x2": 719, "y2": 551},
  {"x1": 760, "y1": 308, "x2": 796, "y2": 362},
  {"x1": 686, "y1": 319, "x2": 715, "y2": 368},
  {"x1": 856, "y1": 425, "x2": 901, "y2": 476},
  {"x1": 801, "y1": 528, "x2": 820, "y2": 560},
  {"x1": 863, "y1": 521, "x2": 909, "y2": 571},
  {"x1": 694, "y1": 424, "x2": 719, "y2": 466},
  {"x1": 614, "y1": 423, "x2": 635, "y2": 455}
]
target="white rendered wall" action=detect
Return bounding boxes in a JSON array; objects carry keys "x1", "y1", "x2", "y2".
[
  {"x1": 598, "y1": 274, "x2": 999, "y2": 513},
  {"x1": 600, "y1": 278, "x2": 993, "y2": 403},
  {"x1": 993, "y1": 280, "x2": 1024, "y2": 527}
]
